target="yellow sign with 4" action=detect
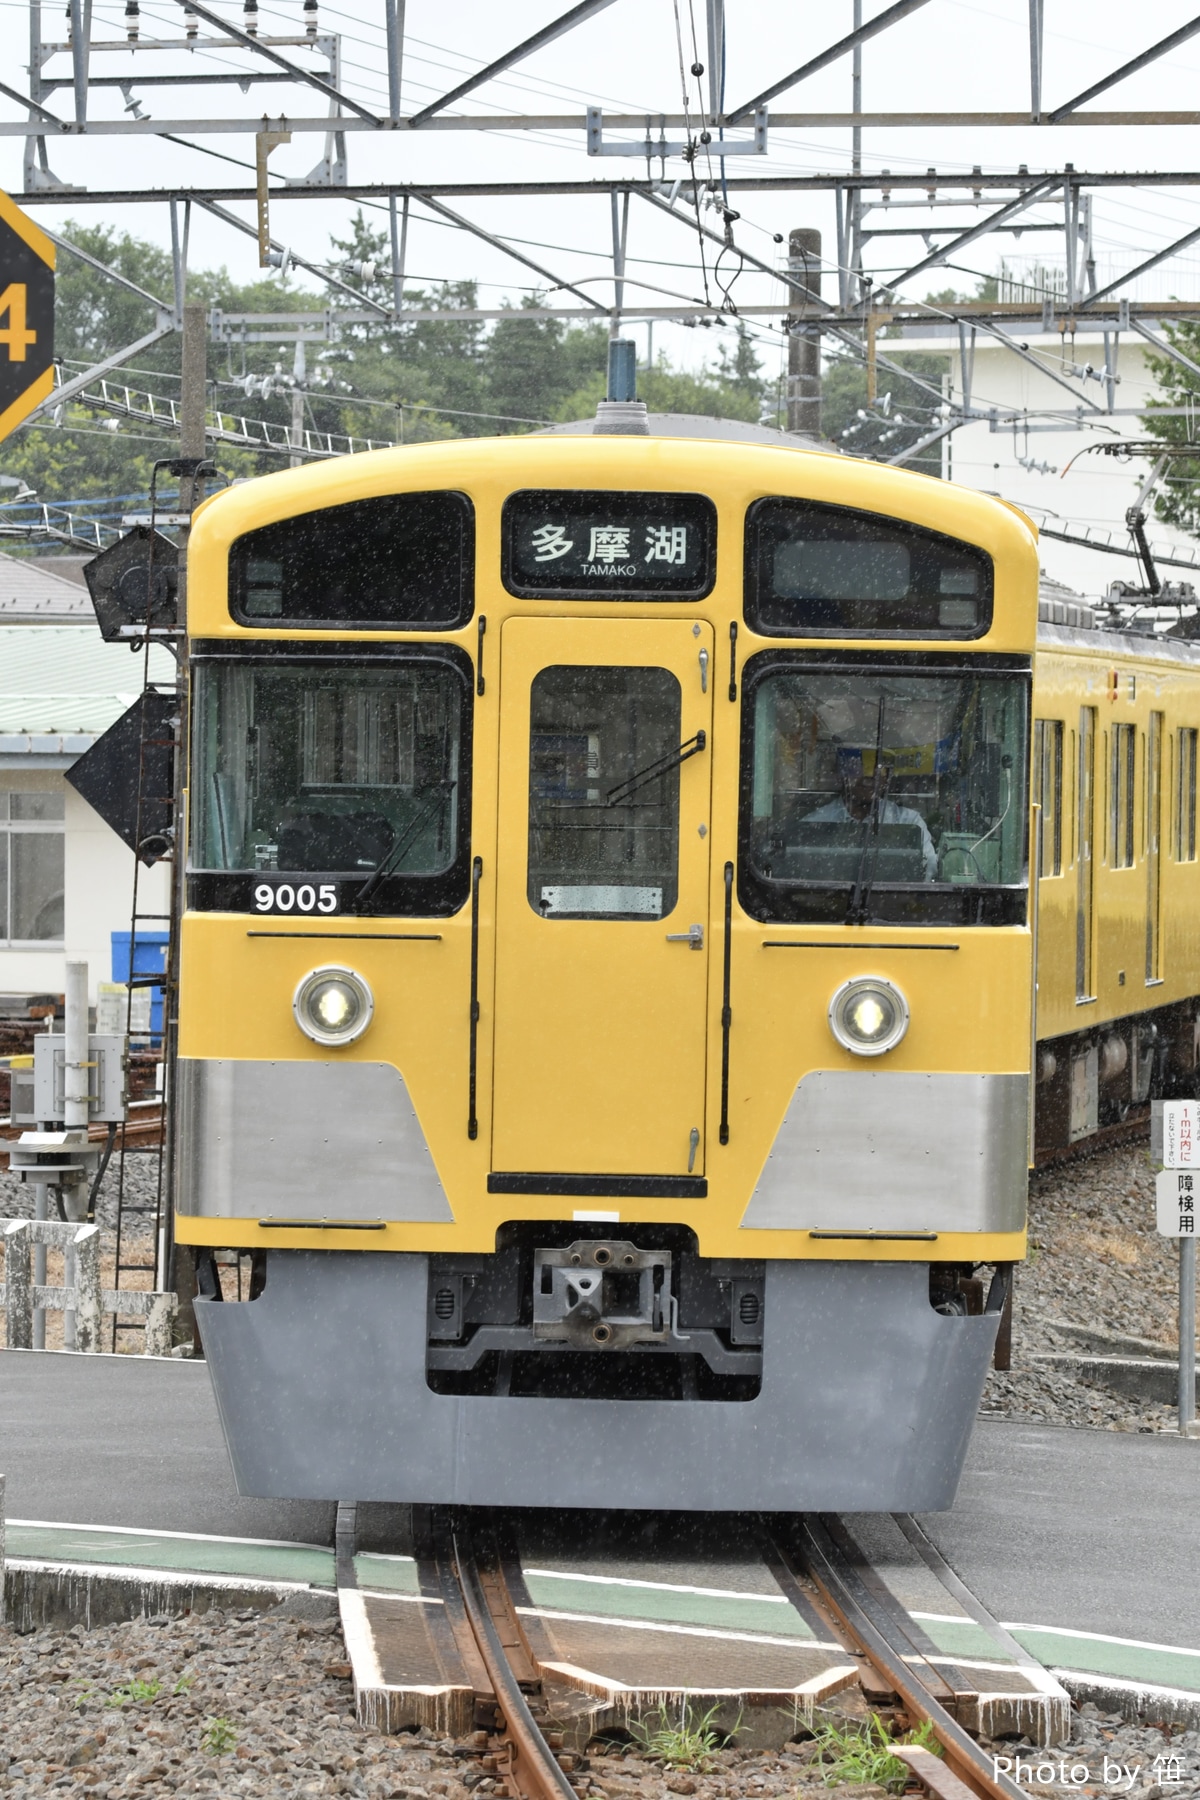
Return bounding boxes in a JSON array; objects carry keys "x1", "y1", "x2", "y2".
[{"x1": 0, "y1": 190, "x2": 55, "y2": 445}]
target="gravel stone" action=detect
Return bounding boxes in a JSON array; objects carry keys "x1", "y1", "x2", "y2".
[
  {"x1": 4, "y1": 1616, "x2": 1197, "y2": 1800},
  {"x1": 981, "y1": 1703, "x2": 1200, "y2": 1797},
  {"x1": 0, "y1": 1149, "x2": 162, "y2": 1238},
  {"x1": 981, "y1": 1140, "x2": 1197, "y2": 1434}
]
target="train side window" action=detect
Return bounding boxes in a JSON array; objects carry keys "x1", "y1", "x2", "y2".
[
  {"x1": 744, "y1": 497, "x2": 993, "y2": 637},
  {"x1": 1178, "y1": 727, "x2": 1198, "y2": 861},
  {"x1": 1034, "y1": 718, "x2": 1063, "y2": 876},
  {"x1": 229, "y1": 491, "x2": 474, "y2": 629},
  {"x1": 1077, "y1": 708, "x2": 1096, "y2": 1000},
  {"x1": 1110, "y1": 722, "x2": 1136, "y2": 869},
  {"x1": 1147, "y1": 711, "x2": 1164, "y2": 984}
]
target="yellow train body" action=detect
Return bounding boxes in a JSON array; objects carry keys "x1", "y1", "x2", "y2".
[{"x1": 178, "y1": 437, "x2": 1037, "y2": 1268}]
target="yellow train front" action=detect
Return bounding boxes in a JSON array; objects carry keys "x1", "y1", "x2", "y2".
[{"x1": 178, "y1": 432, "x2": 1036, "y2": 1511}]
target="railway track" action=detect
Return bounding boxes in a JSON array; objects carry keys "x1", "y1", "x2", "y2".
[
  {"x1": 340, "y1": 1510, "x2": 1054, "y2": 1800},
  {"x1": 767, "y1": 1515, "x2": 1029, "y2": 1800}
]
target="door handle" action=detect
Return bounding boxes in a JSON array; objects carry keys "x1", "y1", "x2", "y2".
[
  {"x1": 666, "y1": 924, "x2": 704, "y2": 949},
  {"x1": 698, "y1": 648, "x2": 709, "y2": 693}
]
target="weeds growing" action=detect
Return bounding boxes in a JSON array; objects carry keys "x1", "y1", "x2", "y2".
[
  {"x1": 202, "y1": 1716, "x2": 238, "y2": 1756},
  {"x1": 630, "y1": 1702, "x2": 732, "y2": 1771},
  {"x1": 106, "y1": 1677, "x2": 162, "y2": 1707},
  {"x1": 810, "y1": 1713, "x2": 941, "y2": 1792}
]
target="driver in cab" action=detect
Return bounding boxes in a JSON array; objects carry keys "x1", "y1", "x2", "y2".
[{"x1": 803, "y1": 762, "x2": 938, "y2": 880}]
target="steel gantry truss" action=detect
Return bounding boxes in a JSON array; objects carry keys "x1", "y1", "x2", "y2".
[{"x1": 9, "y1": 0, "x2": 1200, "y2": 468}]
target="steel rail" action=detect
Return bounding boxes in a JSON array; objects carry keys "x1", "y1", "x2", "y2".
[
  {"x1": 450, "y1": 1518, "x2": 578, "y2": 1800},
  {"x1": 772, "y1": 1515, "x2": 1024, "y2": 1800}
]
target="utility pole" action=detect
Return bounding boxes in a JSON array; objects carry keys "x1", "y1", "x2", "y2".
[
  {"x1": 850, "y1": 0, "x2": 863, "y2": 297},
  {"x1": 164, "y1": 297, "x2": 206, "y2": 1350},
  {"x1": 786, "y1": 228, "x2": 822, "y2": 437},
  {"x1": 290, "y1": 339, "x2": 306, "y2": 467}
]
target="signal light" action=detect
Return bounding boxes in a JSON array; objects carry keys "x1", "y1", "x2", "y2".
[{"x1": 83, "y1": 526, "x2": 178, "y2": 644}]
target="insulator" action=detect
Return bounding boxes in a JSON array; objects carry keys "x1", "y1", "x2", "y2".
[
  {"x1": 125, "y1": 0, "x2": 139, "y2": 40},
  {"x1": 243, "y1": 0, "x2": 258, "y2": 32},
  {"x1": 184, "y1": 5, "x2": 198, "y2": 36},
  {"x1": 303, "y1": 0, "x2": 318, "y2": 36}
]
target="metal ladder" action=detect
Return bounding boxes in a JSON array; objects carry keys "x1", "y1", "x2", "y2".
[{"x1": 109, "y1": 508, "x2": 183, "y2": 1350}]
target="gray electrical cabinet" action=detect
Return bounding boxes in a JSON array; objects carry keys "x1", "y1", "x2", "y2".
[{"x1": 11, "y1": 1035, "x2": 128, "y2": 1126}]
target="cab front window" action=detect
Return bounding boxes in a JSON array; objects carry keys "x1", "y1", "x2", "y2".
[
  {"x1": 739, "y1": 653, "x2": 1029, "y2": 926},
  {"x1": 190, "y1": 648, "x2": 472, "y2": 914}
]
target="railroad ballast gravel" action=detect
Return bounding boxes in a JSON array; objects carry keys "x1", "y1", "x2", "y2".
[
  {"x1": 981, "y1": 1140, "x2": 1197, "y2": 1433},
  {"x1": 3, "y1": 1612, "x2": 1200, "y2": 1798}
]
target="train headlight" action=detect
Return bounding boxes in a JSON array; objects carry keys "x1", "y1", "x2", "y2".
[
  {"x1": 828, "y1": 976, "x2": 909, "y2": 1057},
  {"x1": 293, "y1": 966, "x2": 374, "y2": 1046}
]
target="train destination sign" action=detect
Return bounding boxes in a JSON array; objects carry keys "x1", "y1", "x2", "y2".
[
  {"x1": 0, "y1": 190, "x2": 55, "y2": 445},
  {"x1": 502, "y1": 488, "x2": 716, "y2": 599}
]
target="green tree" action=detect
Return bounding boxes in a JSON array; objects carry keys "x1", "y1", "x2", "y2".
[
  {"x1": 555, "y1": 342, "x2": 767, "y2": 426},
  {"x1": 1139, "y1": 323, "x2": 1200, "y2": 536},
  {"x1": 820, "y1": 353, "x2": 949, "y2": 474},
  {"x1": 0, "y1": 212, "x2": 774, "y2": 508},
  {"x1": 0, "y1": 218, "x2": 320, "y2": 503},
  {"x1": 923, "y1": 275, "x2": 1000, "y2": 308},
  {"x1": 321, "y1": 210, "x2": 489, "y2": 438},
  {"x1": 716, "y1": 321, "x2": 764, "y2": 401},
  {"x1": 481, "y1": 301, "x2": 607, "y2": 430}
]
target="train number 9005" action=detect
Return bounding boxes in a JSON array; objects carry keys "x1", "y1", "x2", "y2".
[{"x1": 254, "y1": 883, "x2": 338, "y2": 914}]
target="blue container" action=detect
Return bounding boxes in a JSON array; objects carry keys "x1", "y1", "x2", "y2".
[{"x1": 111, "y1": 930, "x2": 169, "y2": 1040}]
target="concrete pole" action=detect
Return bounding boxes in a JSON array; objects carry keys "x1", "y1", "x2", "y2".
[
  {"x1": 289, "y1": 339, "x2": 306, "y2": 468},
  {"x1": 63, "y1": 961, "x2": 89, "y2": 1134},
  {"x1": 31, "y1": 1182, "x2": 47, "y2": 1350},
  {"x1": 62, "y1": 959, "x2": 89, "y2": 1349},
  {"x1": 178, "y1": 301, "x2": 207, "y2": 514},
  {"x1": 786, "y1": 228, "x2": 823, "y2": 438}
]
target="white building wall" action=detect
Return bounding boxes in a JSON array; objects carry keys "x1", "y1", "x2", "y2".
[
  {"x1": 895, "y1": 330, "x2": 1200, "y2": 599},
  {"x1": 0, "y1": 767, "x2": 171, "y2": 1005}
]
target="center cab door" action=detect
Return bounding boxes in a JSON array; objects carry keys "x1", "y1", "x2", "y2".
[{"x1": 489, "y1": 617, "x2": 715, "y2": 1187}]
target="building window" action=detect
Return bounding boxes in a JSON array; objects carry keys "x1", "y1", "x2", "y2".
[
  {"x1": 1110, "y1": 723, "x2": 1136, "y2": 869},
  {"x1": 1034, "y1": 718, "x2": 1063, "y2": 876},
  {"x1": 1178, "y1": 727, "x2": 1198, "y2": 862},
  {"x1": 1, "y1": 787, "x2": 65, "y2": 944}
]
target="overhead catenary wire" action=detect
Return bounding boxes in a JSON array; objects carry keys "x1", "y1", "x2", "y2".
[{"x1": 16, "y1": 0, "x2": 1200, "y2": 497}]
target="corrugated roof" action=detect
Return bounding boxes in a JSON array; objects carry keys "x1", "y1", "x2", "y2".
[
  {"x1": 0, "y1": 552, "x2": 93, "y2": 622},
  {"x1": 0, "y1": 626, "x2": 174, "y2": 736}
]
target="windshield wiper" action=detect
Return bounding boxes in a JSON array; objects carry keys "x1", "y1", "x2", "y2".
[
  {"x1": 353, "y1": 781, "x2": 456, "y2": 913},
  {"x1": 606, "y1": 731, "x2": 707, "y2": 808},
  {"x1": 847, "y1": 699, "x2": 886, "y2": 925}
]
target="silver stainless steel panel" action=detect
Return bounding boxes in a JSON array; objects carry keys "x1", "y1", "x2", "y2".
[
  {"x1": 197, "y1": 1254, "x2": 998, "y2": 1510},
  {"x1": 177, "y1": 1057, "x2": 453, "y2": 1223},
  {"x1": 739, "y1": 1070, "x2": 1029, "y2": 1233}
]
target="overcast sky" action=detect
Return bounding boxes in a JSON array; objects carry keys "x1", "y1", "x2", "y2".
[{"x1": 4, "y1": 0, "x2": 1200, "y2": 402}]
